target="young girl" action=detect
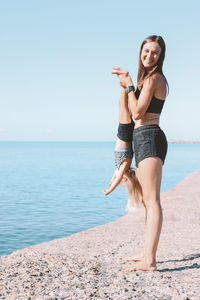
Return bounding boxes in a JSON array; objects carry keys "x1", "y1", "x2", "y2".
[{"x1": 102, "y1": 86, "x2": 142, "y2": 212}]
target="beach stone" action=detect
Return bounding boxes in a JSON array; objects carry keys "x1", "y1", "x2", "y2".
[{"x1": 0, "y1": 171, "x2": 200, "y2": 299}]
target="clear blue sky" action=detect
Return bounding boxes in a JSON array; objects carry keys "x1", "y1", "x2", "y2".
[{"x1": 0, "y1": 0, "x2": 199, "y2": 141}]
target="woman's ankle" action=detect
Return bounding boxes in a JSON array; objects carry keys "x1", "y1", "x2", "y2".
[{"x1": 144, "y1": 255, "x2": 156, "y2": 266}]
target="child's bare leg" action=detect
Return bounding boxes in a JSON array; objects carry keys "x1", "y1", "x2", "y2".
[{"x1": 119, "y1": 88, "x2": 132, "y2": 124}]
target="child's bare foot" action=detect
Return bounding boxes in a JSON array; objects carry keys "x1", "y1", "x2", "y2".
[{"x1": 124, "y1": 259, "x2": 157, "y2": 272}]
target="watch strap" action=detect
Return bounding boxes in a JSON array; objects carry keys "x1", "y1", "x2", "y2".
[{"x1": 125, "y1": 85, "x2": 135, "y2": 94}]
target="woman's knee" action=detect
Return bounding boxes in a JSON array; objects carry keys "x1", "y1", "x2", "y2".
[{"x1": 143, "y1": 194, "x2": 161, "y2": 209}]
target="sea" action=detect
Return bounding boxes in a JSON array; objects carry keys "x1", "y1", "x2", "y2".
[{"x1": 0, "y1": 141, "x2": 200, "y2": 257}]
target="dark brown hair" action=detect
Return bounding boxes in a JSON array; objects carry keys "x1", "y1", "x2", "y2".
[{"x1": 137, "y1": 35, "x2": 168, "y2": 92}]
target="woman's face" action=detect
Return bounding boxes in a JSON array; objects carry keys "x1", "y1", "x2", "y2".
[{"x1": 141, "y1": 41, "x2": 162, "y2": 70}]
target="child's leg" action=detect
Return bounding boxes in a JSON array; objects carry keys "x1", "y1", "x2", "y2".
[{"x1": 119, "y1": 88, "x2": 132, "y2": 124}]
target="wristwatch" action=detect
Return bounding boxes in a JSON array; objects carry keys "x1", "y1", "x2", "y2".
[{"x1": 125, "y1": 85, "x2": 135, "y2": 94}]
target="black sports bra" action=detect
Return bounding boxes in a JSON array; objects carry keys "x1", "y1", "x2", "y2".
[{"x1": 135, "y1": 88, "x2": 165, "y2": 114}]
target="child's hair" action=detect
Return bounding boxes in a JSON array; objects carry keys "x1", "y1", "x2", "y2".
[{"x1": 123, "y1": 168, "x2": 143, "y2": 213}]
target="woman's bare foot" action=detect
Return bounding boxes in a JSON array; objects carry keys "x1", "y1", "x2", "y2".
[
  {"x1": 126, "y1": 253, "x2": 145, "y2": 262},
  {"x1": 124, "y1": 259, "x2": 157, "y2": 272}
]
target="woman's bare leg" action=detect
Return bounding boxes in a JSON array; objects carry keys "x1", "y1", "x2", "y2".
[
  {"x1": 125, "y1": 157, "x2": 163, "y2": 271},
  {"x1": 126, "y1": 167, "x2": 146, "y2": 262}
]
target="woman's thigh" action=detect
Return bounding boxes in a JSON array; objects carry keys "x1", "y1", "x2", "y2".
[{"x1": 137, "y1": 157, "x2": 163, "y2": 201}]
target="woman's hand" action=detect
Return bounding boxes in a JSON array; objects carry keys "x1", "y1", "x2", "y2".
[
  {"x1": 118, "y1": 75, "x2": 133, "y2": 88},
  {"x1": 112, "y1": 66, "x2": 133, "y2": 88}
]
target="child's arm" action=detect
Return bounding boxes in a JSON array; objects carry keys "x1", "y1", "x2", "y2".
[
  {"x1": 102, "y1": 159, "x2": 130, "y2": 195},
  {"x1": 108, "y1": 169, "x2": 118, "y2": 186}
]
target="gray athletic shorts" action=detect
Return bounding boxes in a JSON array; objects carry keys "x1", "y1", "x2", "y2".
[
  {"x1": 114, "y1": 146, "x2": 133, "y2": 169},
  {"x1": 133, "y1": 124, "x2": 167, "y2": 167}
]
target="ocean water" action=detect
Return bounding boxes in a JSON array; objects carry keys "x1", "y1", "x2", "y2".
[{"x1": 0, "y1": 141, "x2": 200, "y2": 257}]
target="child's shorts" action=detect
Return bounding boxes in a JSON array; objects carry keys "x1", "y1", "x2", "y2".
[
  {"x1": 115, "y1": 146, "x2": 133, "y2": 169},
  {"x1": 117, "y1": 120, "x2": 135, "y2": 143}
]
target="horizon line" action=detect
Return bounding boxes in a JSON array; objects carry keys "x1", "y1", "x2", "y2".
[{"x1": 0, "y1": 140, "x2": 200, "y2": 143}]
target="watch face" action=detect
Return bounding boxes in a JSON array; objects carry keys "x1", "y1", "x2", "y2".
[
  {"x1": 126, "y1": 86, "x2": 135, "y2": 93},
  {"x1": 131, "y1": 86, "x2": 135, "y2": 92},
  {"x1": 128, "y1": 86, "x2": 134, "y2": 93}
]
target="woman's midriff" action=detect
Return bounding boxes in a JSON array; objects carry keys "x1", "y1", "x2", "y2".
[{"x1": 134, "y1": 113, "x2": 160, "y2": 129}]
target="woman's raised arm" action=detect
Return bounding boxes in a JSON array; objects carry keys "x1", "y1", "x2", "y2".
[{"x1": 112, "y1": 66, "x2": 158, "y2": 120}]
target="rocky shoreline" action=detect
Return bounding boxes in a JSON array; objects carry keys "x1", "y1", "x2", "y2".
[{"x1": 0, "y1": 171, "x2": 200, "y2": 300}]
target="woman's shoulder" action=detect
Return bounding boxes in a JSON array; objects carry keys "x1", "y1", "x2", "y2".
[
  {"x1": 147, "y1": 72, "x2": 166, "y2": 85},
  {"x1": 143, "y1": 73, "x2": 161, "y2": 90},
  {"x1": 151, "y1": 73, "x2": 167, "y2": 98},
  {"x1": 144, "y1": 73, "x2": 166, "y2": 93},
  {"x1": 142, "y1": 73, "x2": 166, "y2": 100}
]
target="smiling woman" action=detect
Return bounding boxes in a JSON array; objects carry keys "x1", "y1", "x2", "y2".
[
  {"x1": 141, "y1": 42, "x2": 162, "y2": 70},
  {"x1": 112, "y1": 35, "x2": 168, "y2": 272},
  {"x1": 137, "y1": 36, "x2": 169, "y2": 93}
]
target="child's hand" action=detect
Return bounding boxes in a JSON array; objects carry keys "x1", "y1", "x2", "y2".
[{"x1": 102, "y1": 189, "x2": 110, "y2": 196}]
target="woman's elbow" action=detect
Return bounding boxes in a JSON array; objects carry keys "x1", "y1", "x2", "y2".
[{"x1": 132, "y1": 112, "x2": 143, "y2": 120}]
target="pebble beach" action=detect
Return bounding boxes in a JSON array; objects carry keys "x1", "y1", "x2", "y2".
[{"x1": 0, "y1": 171, "x2": 200, "y2": 300}]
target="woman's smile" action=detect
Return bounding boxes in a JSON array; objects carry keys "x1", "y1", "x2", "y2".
[{"x1": 141, "y1": 41, "x2": 162, "y2": 70}]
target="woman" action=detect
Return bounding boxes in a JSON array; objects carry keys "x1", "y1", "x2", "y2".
[
  {"x1": 102, "y1": 87, "x2": 142, "y2": 213},
  {"x1": 112, "y1": 35, "x2": 168, "y2": 271}
]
